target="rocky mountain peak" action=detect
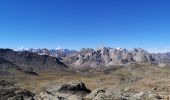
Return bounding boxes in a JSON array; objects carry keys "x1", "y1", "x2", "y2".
[
  {"x1": 11, "y1": 47, "x2": 170, "y2": 68},
  {"x1": 61, "y1": 47, "x2": 155, "y2": 67}
]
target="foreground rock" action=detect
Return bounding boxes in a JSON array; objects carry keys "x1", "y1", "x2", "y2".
[
  {"x1": 1, "y1": 79, "x2": 170, "y2": 100},
  {"x1": 35, "y1": 81, "x2": 91, "y2": 100},
  {"x1": 85, "y1": 87, "x2": 170, "y2": 100},
  {"x1": 0, "y1": 80, "x2": 35, "y2": 100}
]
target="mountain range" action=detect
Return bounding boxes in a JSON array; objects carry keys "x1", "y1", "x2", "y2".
[
  {"x1": 0, "y1": 48, "x2": 67, "y2": 75},
  {"x1": 0, "y1": 47, "x2": 170, "y2": 74},
  {"x1": 14, "y1": 47, "x2": 170, "y2": 68}
]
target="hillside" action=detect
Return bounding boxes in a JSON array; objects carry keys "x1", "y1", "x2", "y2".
[{"x1": 0, "y1": 49, "x2": 67, "y2": 73}]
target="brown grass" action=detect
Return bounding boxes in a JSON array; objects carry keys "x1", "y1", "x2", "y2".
[{"x1": 1, "y1": 64, "x2": 170, "y2": 95}]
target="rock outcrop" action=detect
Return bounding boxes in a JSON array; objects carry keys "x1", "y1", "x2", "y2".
[
  {"x1": 0, "y1": 80, "x2": 35, "y2": 100},
  {"x1": 152, "y1": 52, "x2": 170, "y2": 66},
  {"x1": 85, "y1": 87, "x2": 168, "y2": 100},
  {"x1": 132, "y1": 48, "x2": 155, "y2": 63},
  {"x1": 1, "y1": 80, "x2": 169, "y2": 100},
  {"x1": 35, "y1": 81, "x2": 91, "y2": 100}
]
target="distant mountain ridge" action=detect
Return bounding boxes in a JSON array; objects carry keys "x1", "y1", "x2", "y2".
[
  {"x1": 0, "y1": 49, "x2": 67, "y2": 73},
  {"x1": 19, "y1": 47, "x2": 159, "y2": 67},
  {"x1": 5, "y1": 47, "x2": 170, "y2": 68},
  {"x1": 18, "y1": 48, "x2": 77, "y2": 58},
  {"x1": 63, "y1": 47, "x2": 156, "y2": 67}
]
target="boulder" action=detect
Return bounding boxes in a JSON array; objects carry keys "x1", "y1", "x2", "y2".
[
  {"x1": 56, "y1": 81, "x2": 91, "y2": 94},
  {"x1": 36, "y1": 81, "x2": 91, "y2": 100},
  {"x1": 86, "y1": 88, "x2": 106, "y2": 99}
]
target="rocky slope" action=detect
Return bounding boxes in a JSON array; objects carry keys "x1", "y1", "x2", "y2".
[
  {"x1": 152, "y1": 52, "x2": 170, "y2": 65},
  {"x1": 0, "y1": 57, "x2": 22, "y2": 75},
  {"x1": 0, "y1": 49, "x2": 67, "y2": 72}
]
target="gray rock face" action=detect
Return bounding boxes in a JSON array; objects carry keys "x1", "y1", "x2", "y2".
[
  {"x1": 35, "y1": 81, "x2": 91, "y2": 100},
  {"x1": 132, "y1": 48, "x2": 155, "y2": 63},
  {"x1": 73, "y1": 48, "x2": 105, "y2": 67},
  {"x1": 152, "y1": 52, "x2": 170, "y2": 64},
  {"x1": 109, "y1": 48, "x2": 133, "y2": 65},
  {"x1": 0, "y1": 80, "x2": 35, "y2": 100},
  {"x1": 63, "y1": 47, "x2": 155, "y2": 67}
]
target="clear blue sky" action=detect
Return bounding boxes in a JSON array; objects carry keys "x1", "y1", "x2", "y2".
[{"x1": 0, "y1": 0, "x2": 170, "y2": 52}]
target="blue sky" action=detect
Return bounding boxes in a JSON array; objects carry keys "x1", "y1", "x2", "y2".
[{"x1": 0, "y1": 0, "x2": 170, "y2": 53}]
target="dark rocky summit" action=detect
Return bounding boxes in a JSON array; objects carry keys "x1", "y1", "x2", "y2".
[{"x1": 0, "y1": 48, "x2": 67, "y2": 72}]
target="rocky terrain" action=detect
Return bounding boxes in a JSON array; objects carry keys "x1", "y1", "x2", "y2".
[
  {"x1": 1, "y1": 63, "x2": 170, "y2": 100},
  {"x1": 0, "y1": 80, "x2": 35, "y2": 100},
  {"x1": 1, "y1": 47, "x2": 170, "y2": 100},
  {"x1": 152, "y1": 52, "x2": 170, "y2": 67}
]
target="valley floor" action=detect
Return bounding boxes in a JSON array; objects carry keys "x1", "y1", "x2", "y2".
[{"x1": 1, "y1": 64, "x2": 170, "y2": 99}]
